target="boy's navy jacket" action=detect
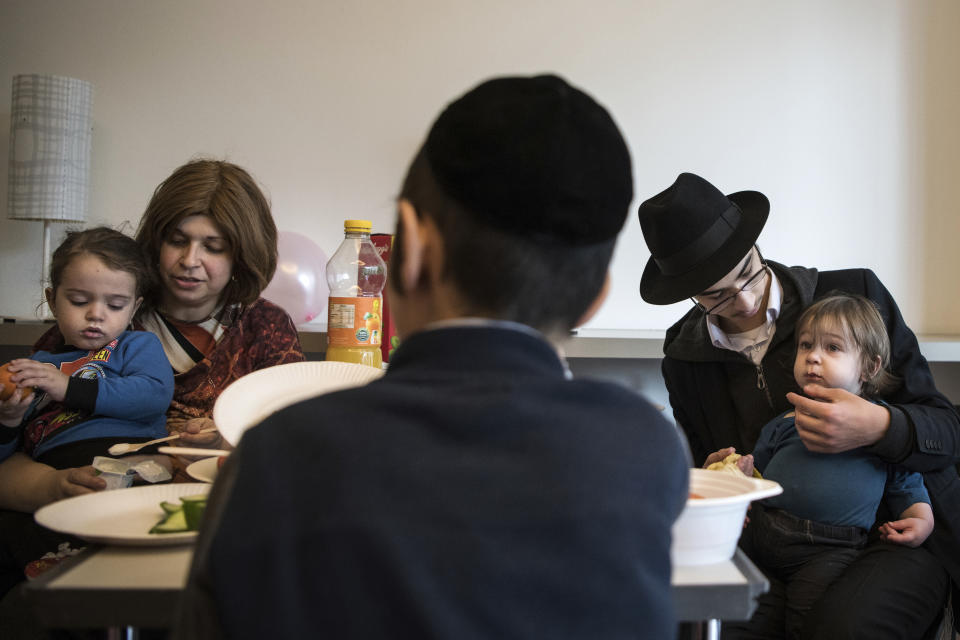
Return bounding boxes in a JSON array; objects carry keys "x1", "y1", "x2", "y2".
[{"x1": 174, "y1": 325, "x2": 690, "y2": 640}]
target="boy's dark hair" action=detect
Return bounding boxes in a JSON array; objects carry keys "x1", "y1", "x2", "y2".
[
  {"x1": 136, "y1": 159, "x2": 277, "y2": 310},
  {"x1": 397, "y1": 149, "x2": 616, "y2": 335},
  {"x1": 50, "y1": 226, "x2": 152, "y2": 300},
  {"x1": 394, "y1": 74, "x2": 632, "y2": 336},
  {"x1": 796, "y1": 293, "x2": 899, "y2": 397}
]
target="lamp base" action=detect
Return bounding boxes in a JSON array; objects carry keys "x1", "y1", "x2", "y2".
[{"x1": 39, "y1": 221, "x2": 55, "y2": 320}]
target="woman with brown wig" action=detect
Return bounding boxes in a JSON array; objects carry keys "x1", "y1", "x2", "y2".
[
  {"x1": 0, "y1": 159, "x2": 304, "y2": 512},
  {"x1": 133, "y1": 159, "x2": 304, "y2": 452}
]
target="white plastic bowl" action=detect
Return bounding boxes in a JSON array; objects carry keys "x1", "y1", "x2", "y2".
[{"x1": 671, "y1": 468, "x2": 782, "y2": 566}]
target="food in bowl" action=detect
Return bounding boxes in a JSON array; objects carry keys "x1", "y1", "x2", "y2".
[
  {"x1": 672, "y1": 468, "x2": 782, "y2": 566},
  {"x1": 706, "y1": 452, "x2": 749, "y2": 476}
]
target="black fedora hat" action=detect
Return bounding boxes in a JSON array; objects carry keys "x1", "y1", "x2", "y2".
[{"x1": 638, "y1": 173, "x2": 769, "y2": 305}]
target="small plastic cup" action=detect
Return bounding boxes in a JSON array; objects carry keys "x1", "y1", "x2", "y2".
[
  {"x1": 97, "y1": 469, "x2": 135, "y2": 490},
  {"x1": 92, "y1": 456, "x2": 136, "y2": 490}
]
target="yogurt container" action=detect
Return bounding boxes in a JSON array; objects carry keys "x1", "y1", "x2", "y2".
[{"x1": 92, "y1": 457, "x2": 136, "y2": 490}]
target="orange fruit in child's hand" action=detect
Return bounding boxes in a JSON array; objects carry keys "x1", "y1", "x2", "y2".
[{"x1": 0, "y1": 363, "x2": 16, "y2": 402}]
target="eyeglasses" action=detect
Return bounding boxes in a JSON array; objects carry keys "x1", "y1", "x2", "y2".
[{"x1": 692, "y1": 249, "x2": 768, "y2": 315}]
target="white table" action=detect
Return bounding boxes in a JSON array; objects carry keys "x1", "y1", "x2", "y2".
[
  {"x1": 673, "y1": 551, "x2": 769, "y2": 639},
  {"x1": 23, "y1": 546, "x2": 191, "y2": 631},
  {"x1": 24, "y1": 545, "x2": 767, "y2": 636}
]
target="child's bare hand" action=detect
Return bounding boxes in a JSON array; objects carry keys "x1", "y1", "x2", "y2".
[
  {"x1": 9, "y1": 359, "x2": 68, "y2": 402},
  {"x1": 703, "y1": 447, "x2": 737, "y2": 468},
  {"x1": 703, "y1": 447, "x2": 755, "y2": 477},
  {"x1": 736, "y1": 454, "x2": 755, "y2": 477},
  {"x1": 0, "y1": 387, "x2": 34, "y2": 427},
  {"x1": 878, "y1": 517, "x2": 933, "y2": 547}
]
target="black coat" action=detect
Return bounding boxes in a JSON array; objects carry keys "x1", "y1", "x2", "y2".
[
  {"x1": 662, "y1": 261, "x2": 960, "y2": 618},
  {"x1": 175, "y1": 326, "x2": 690, "y2": 640}
]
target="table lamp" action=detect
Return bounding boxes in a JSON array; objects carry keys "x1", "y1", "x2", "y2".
[{"x1": 7, "y1": 74, "x2": 93, "y2": 315}]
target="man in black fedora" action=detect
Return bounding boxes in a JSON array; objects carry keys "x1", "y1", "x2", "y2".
[
  {"x1": 173, "y1": 75, "x2": 689, "y2": 640},
  {"x1": 638, "y1": 172, "x2": 959, "y2": 638}
]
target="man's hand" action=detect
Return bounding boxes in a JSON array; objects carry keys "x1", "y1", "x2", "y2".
[{"x1": 786, "y1": 384, "x2": 890, "y2": 453}]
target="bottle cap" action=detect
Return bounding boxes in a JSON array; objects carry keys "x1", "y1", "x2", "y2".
[{"x1": 344, "y1": 219, "x2": 372, "y2": 233}]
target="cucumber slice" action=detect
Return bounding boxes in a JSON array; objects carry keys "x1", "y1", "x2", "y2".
[
  {"x1": 160, "y1": 501, "x2": 182, "y2": 515},
  {"x1": 180, "y1": 494, "x2": 208, "y2": 530},
  {"x1": 150, "y1": 506, "x2": 188, "y2": 534}
]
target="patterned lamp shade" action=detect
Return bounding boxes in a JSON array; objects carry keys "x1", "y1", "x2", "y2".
[{"x1": 8, "y1": 74, "x2": 93, "y2": 223}]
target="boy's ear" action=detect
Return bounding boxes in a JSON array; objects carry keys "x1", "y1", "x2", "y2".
[
  {"x1": 44, "y1": 287, "x2": 56, "y2": 315},
  {"x1": 395, "y1": 200, "x2": 446, "y2": 296},
  {"x1": 396, "y1": 199, "x2": 426, "y2": 295},
  {"x1": 573, "y1": 272, "x2": 611, "y2": 328}
]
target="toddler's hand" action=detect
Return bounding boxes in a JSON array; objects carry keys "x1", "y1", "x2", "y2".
[
  {"x1": 704, "y1": 447, "x2": 755, "y2": 478},
  {"x1": 735, "y1": 454, "x2": 755, "y2": 477},
  {"x1": 9, "y1": 359, "x2": 68, "y2": 403},
  {"x1": 0, "y1": 387, "x2": 34, "y2": 427},
  {"x1": 878, "y1": 517, "x2": 933, "y2": 547}
]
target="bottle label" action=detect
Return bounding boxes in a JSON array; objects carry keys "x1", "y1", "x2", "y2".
[{"x1": 328, "y1": 297, "x2": 382, "y2": 347}]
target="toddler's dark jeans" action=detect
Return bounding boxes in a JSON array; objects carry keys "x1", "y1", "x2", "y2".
[{"x1": 726, "y1": 505, "x2": 867, "y2": 640}]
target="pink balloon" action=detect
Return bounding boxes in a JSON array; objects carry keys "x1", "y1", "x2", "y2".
[{"x1": 262, "y1": 231, "x2": 330, "y2": 324}]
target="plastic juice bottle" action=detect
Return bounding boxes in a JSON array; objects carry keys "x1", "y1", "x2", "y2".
[{"x1": 325, "y1": 220, "x2": 387, "y2": 368}]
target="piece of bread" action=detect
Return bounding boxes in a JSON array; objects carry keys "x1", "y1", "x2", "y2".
[{"x1": 706, "y1": 452, "x2": 749, "y2": 477}]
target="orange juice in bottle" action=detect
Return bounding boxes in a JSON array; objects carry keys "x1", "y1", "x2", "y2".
[{"x1": 325, "y1": 220, "x2": 387, "y2": 368}]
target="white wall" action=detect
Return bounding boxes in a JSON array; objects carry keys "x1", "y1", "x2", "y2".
[{"x1": 2, "y1": 0, "x2": 959, "y2": 333}]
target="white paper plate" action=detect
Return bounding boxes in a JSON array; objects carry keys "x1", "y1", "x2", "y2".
[
  {"x1": 213, "y1": 361, "x2": 384, "y2": 446},
  {"x1": 35, "y1": 483, "x2": 211, "y2": 546},
  {"x1": 186, "y1": 457, "x2": 219, "y2": 484}
]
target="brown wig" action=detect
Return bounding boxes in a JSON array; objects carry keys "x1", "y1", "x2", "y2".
[{"x1": 136, "y1": 159, "x2": 277, "y2": 310}]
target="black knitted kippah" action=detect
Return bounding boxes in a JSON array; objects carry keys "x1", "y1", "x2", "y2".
[{"x1": 423, "y1": 74, "x2": 633, "y2": 246}]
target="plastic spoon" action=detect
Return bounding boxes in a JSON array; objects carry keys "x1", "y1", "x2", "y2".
[{"x1": 107, "y1": 427, "x2": 218, "y2": 456}]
